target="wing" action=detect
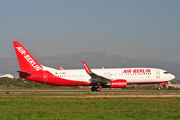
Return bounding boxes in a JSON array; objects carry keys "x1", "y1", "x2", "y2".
[{"x1": 82, "y1": 61, "x2": 110, "y2": 83}]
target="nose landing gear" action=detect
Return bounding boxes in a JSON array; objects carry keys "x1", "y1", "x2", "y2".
[
  {"x1": 157, "y1": 87, "x2": 161, "y2": 90},
  {"x1": 157, "y1": 82, "x2": 167, "y2": 90}
]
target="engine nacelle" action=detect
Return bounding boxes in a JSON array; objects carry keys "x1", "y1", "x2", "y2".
[{"x1": 110, "y1": 79, "x2": 127, "y2": 88}]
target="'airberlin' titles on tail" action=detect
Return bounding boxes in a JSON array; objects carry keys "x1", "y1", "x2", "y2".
[{"x1": 13, "y1": 41, "x2": 43, "y2": 71}]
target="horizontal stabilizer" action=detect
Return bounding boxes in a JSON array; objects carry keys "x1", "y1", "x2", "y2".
[{"x1": 17, "y1": 71, "x2": 32, "y2": 76}]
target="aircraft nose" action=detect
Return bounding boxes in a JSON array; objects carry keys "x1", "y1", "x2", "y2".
[{"x1": 170, "y1": 74, "x2": 175, "y2": 80}]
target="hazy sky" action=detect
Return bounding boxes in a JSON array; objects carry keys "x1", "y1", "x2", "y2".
[{"x1": 0, "y1": 0, "x2": 180, "y2": 63}]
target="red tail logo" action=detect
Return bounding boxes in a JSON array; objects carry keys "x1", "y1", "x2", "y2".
[{"x1": 13, "y1": 41, "x2": 43, "y2": 72}]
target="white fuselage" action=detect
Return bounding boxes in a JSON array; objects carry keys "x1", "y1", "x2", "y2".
[{"x1": 48, "y1": 68, "x2": 175, "y2": 84}]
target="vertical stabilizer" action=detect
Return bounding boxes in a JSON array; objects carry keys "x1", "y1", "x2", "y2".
[{"x1": 13, "y1": 41, "x2": 43, "y2": 72}]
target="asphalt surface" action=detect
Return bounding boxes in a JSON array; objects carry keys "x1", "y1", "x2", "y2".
[{"x1": 0, "y1": 90, "x2": 180, "y2": 94}]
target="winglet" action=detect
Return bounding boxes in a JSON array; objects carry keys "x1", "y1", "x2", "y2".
[
  {"x1": 82, "y1": 61, "x2": 92, "y2": 73},
  {"x1": 59, "y1": 65, "x2": 64, "y2": 70}
]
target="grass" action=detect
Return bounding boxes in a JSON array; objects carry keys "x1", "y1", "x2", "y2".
[{"x1": 0, "y1": 92, "x2": 179, "y2": 119}]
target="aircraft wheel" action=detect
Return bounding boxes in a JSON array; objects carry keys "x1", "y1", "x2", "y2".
[
  {"x1": 157, "y1": 87, "x2": 161, "y2": 90},
  {"x1": 96, "y1": 87, "x2": 101, "y2": 92},
  {"x1": 91, "y1": 86, "x2": 96, "y2": 91}
]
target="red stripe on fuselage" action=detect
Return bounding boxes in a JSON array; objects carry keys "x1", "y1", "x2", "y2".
[{"x1": 19, "y1": 71, "x2": 90, "y2": 86}]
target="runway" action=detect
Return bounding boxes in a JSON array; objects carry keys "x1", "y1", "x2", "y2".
[{"x1": 1, "y1": 89, "x2": 180, "y2": 94}]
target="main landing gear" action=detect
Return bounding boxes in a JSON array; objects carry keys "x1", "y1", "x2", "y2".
[{"x1": 91, "y1": 86, "x2": 101, "y2": 92}]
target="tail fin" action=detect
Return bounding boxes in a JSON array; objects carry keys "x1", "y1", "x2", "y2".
[{"x1": 13, "y1": 41, "x2": 43, "y2": 72}]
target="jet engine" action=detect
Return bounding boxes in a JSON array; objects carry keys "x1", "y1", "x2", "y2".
[
  {"x1": 110, "y1": 79, "x2": 127, "y2": 88},
  {"x1": 102, "y1": 79, "x2": 127, "y2": 88}
]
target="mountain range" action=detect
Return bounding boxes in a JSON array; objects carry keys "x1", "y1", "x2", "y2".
[{"x1": 0, "y1": 51, "x2": 180, "y2": 80}]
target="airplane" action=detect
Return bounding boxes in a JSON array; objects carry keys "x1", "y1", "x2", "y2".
[{"x1": 13, "y1": 41, "x2": 175, "y2": 91}]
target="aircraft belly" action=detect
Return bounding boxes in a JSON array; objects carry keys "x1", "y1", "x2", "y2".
[
  {"x1": 126, "y1": 76, "x2": 166, "y2": 84},
  {"x1": 64, "y1": 77, "x2": 90, "y2": 82}
]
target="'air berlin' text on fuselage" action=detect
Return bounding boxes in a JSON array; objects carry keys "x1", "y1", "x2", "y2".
[{"x1": 123, "y1": 69, "x2": 151, "y2": 73}]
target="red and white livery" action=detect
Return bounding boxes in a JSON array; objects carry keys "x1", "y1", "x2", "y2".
[{"x1": 13, "y1": 41, "x2": 175, "y2": 91}]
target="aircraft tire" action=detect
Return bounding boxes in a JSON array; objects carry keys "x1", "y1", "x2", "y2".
[
  {"x1": 157, "y1": 87, "x2": 161, "y2": 90},
  {"x1": 91, "y1": 86, "x2": 96, "y2": 91},
  {"x1": 96, "y1": 87, "x2": 101, "y2": 92}
]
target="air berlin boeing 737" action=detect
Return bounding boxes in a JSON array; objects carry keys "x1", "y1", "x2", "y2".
[{"x1": 13, "y1": 41, "x2": 175, "y2": 91}]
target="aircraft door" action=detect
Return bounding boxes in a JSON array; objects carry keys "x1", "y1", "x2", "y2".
[{"x1": 156, "y1": 70, "x2": 160, "y2": 78}]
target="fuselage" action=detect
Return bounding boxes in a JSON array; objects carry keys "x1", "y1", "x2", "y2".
[{"x1": 21, "y1": 67, "x2": 175, "y2": 86}]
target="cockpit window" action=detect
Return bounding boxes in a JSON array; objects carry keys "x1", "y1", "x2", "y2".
[{"x1": 164, "y1": 72, "x2": 169, "y2": 74}]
